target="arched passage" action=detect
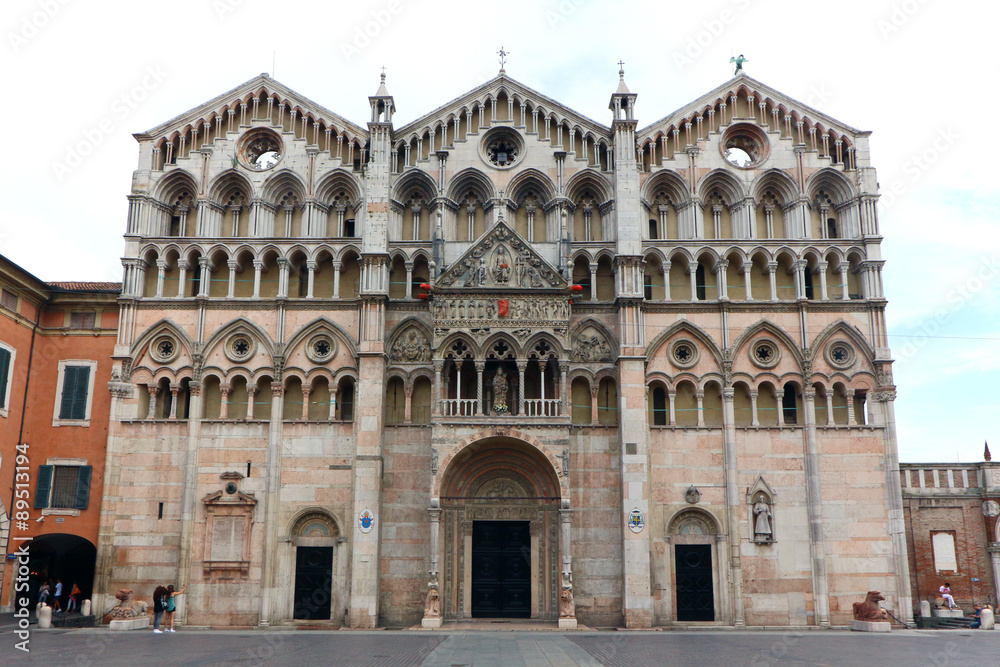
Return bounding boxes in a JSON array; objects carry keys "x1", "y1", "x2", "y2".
[
  {"x1": 435, "y1": 436, "x2": 566, "y2": 621},
  {"x1": 27, "y1": 534, "x2": 97, "y2": 610}
]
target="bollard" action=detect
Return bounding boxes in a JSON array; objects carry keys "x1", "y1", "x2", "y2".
[
  {"x1": 81, "y1": 599, "x2": 92, "y2": 616},
  {"x1": 981, "y1": 608, "x2": 995, "y2": 630},
  {"x1": 38, "y1": 604, "x2": 52, "y2": 629},
  {"x1": 919, "y1": 600, "x2": 931, "y2": 617}
]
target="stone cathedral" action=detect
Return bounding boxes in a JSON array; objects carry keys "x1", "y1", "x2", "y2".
[{"x1": 95, "y1": 65, "x2": 914, "y2": 629}]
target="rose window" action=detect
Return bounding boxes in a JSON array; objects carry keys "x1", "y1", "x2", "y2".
[
  {"x1": 674, "y1": 345, "x2": 692, "y2": 363},
  {"x1": 487, "y1": 139, "x2": 518, "y2": 167},
  {"x1": 754, "y1": 344, "x2": 774, "y2": 364},
  {"x1": 231, "y1": 337, "x2": 251, "y2": 359}
]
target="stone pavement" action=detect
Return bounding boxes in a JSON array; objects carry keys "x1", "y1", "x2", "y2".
[{"x1": 1, "y1": 628, "x2": 999, "y2": 666}]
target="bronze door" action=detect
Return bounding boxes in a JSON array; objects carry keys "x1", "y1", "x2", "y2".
[
  {"x1": 293, "y1": 546, "x2": 333, "y2": 620},
  {"x1": 471, "y1": 521, "x2": 531, "y2": 617},
  {"x1": 675, "y1": 544, "x2": 714, "y2": 621}
]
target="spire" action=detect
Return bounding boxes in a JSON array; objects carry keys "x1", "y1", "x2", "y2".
[
  {"x1": 615, "y1": 60, "x2": 631, "y2": 95},
  {"x1": 375, "y1": 66, "x2": 390, "y2": 97},
  {"x1": 986, "y1": 440, "x2": 992, "y2": 462}
]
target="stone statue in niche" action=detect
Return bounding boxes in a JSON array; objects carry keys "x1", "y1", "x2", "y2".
[
  {"x1": 753, "y1": 494, "x2": 773, "y2": 540},
  {"x1": 515, "y1": 255, "x2": 527, "y2": 287},
  {"x1": 492, "y1": 368, "x2": 509, "y2": 413},
  {"x1": 493, "y1": 246, "x2": 511, "y2": 284},
  {"x1": 424, "y1": 587, "x2": 441, "y2": 618}
]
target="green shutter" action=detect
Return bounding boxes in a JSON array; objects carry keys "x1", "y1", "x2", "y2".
[
  {"x1": 0, "y1": 348, "x2": 10, "y2": 409},
  {"x1": 75, "y1": 466, "x2": 92, "y2": 509},
  {"x1": 59, "y1": 365, "x2": 90, "y2": 420},
  {"x1": 35, "y1": 465, "x2": 53, "y2": 509}
]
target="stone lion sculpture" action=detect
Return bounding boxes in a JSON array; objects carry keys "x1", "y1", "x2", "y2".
[
  {"x1": 424, "y1": 587, "x2": 440, "y2": 618},
  {"x1": 853, "y1": 591, "x2": 888, "y2": 621},
  {"x1": 559, "y1": 586, "x2": 575, "y2": 619},
  {"x1": 110, "y1": 589, "x2": 146, "y2": 619}
]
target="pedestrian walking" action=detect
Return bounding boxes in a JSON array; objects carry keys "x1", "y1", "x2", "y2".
[{"x1": 163, "y1": 584, "x2": 186, "y2": 632}]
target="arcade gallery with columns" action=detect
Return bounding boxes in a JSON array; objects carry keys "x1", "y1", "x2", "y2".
[{"x1": 93, "y1": 67, "x2": 913, "y2": 628}]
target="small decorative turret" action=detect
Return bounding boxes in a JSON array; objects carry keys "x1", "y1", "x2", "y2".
[
  {"x1": 369, "y1": 68, "x2": 395, "y2": 125},
  {"x1": 609, "y1": 61, "x2": 637, "y2": 124}
]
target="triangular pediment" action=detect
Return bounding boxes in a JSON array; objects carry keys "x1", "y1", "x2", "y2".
[
  {"x1": 135, "y1": 73, "x2": 368, "y2": 143},
  {"x1": 638, "y1": 73, "x2": 864, "y2": 142},
  {"x1": 394, "y1": 73, "x2": 610, "y2": 140},
  {"x1": 435, "y1": 219, "x2": 567, "y2": 291}
]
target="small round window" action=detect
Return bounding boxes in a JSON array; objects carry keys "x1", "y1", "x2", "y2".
[
  {"x1": 306, "y1": 334, "x2": 337, "y2": 363},
  {"x1": 151, "y1": 335, "x2": 179, "y2": 363},
  {"x1": 826, "y1": 341, "x2": 855, "y2": 369},
  {"x1": 225, "y1": 334, "x2": 256, "y2": 362},
  {"x1": 669, "y1": 339, "x2": 699, "y2": 369},
  {"x1": 750, "y1": 339, "x2": 780, "y2": 368},
  {"x1": 238, "y1": 129, "x2": 283, "y2": 171}
]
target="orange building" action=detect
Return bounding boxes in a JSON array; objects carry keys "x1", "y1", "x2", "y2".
[{"x1": 0, "y1": 255, "x2": 119, "y2": 612}]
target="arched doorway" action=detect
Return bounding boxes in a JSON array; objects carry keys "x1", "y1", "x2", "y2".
[
  {"x1": 26, "y1": 534, "x2": 96, "y2": 610},
  {"x1": 436, "y1": 437, "x2": 565, "y2": 620},
  {"x1": 288, "y1": 512, "x2": 345, "y2": 623},
  {"x1": 667, "y1": 509, "x2": 723, "y2": 623}
]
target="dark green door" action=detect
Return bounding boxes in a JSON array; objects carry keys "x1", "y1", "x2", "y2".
[{"x1": 471, "y1": 521, "x2": 530, "y2": 617}]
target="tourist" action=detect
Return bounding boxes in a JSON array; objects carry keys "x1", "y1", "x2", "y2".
[
  {"x1": 152, "y1": 585, "x2": 168, "y2": 634},
  {"x1": 939, "y1": 582, "x2": 957, "y2": 610},
  {"x1": 65, "y1": 582, "x2": 81, "y2": 613},
  {"x1": 163, "y1": 584, "x2": 187, "y2": 632},
  {"x1": 970, "y1": 605, "x2": 982, "y2": 629},
  {"x1": 52, "y1": 579, "x2": 64, "y2": 612},
  {"x1": 38, "y1": 581, "x2": 51, "y2": 606}
]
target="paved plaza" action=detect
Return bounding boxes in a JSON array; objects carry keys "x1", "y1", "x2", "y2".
[{"x1": 2, "y1": 628, "x2": 999, "y2": 666}]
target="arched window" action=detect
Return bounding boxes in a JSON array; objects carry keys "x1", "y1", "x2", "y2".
[
  {"x1": 385, "y1": 377, "x2": 405, "y2": 424},
  {"x1": 781, "y1": 382, "x2": 800, "y2": 425},
  {"x1": 598, "y1": 378, "x2": 618, "y2": 425},
  {"x1": 337, "y1": 377, "x2": 355, "y2": 421},
  {"x1": 649, "y1": 384, "x2": 667, "y2": 426},
  {"x1": 571, "y1": 378, "x2": 591, "y2": 425}
]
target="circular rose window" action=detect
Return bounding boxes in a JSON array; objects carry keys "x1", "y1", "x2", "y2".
[
  {"x1": 826, "y1": 341, "x2": 855, "y2": 369},
  {"x1": 306, "y1": 334, "x2": 337, "y2": 363},
  {"x1": 479, "y1": 127, "x2": 524, "y2": 170},
  {"x1": 151, "y1": 335, "x2": 179, "y2": 363},
  {"x1": 238, "y1": 128, "x2": 283, "y2": 171},
  {"x1": 720, "y1": 123, "x2": 769, "y2": 169}
]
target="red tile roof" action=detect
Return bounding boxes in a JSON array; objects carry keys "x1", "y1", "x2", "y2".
[{"x1": 48, "y1": 281, "x2": 122, "y2": 292}]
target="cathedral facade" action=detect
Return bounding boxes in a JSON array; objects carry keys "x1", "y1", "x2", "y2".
[{"x1": 94, "y1": 67, "x2": 913, "y2": 628}]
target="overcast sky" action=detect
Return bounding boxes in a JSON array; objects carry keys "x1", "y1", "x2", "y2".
[{"x1": 2, "y1": 0, "x2": 995, "y2": 463}]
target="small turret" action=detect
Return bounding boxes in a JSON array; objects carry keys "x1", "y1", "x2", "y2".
[{"x1": 369, "y1": 69, "x2": 395, "y2": 125}]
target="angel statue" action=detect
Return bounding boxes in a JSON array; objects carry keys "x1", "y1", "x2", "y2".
[{"x1": 730, "y1": 54, "x2": 748, "y2": 76}]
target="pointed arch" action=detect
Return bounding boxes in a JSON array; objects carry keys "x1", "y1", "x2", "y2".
[
  {"x1": 130, "y1": 319, "x2": 196, "y2": 367},
  {"x1": 261, "y1": 169, "x2": 307, "y2": 205},
  {"x1": 697, "y1": 169, "x2": 745, "y2": 205},
  {"x1": 805, "y1": 167, "x2": 855, "y2": 205},
  {"x1": 446, "y1": 167, "x2": 496, "y2": 204},
  {"x1": 207, "y1": 169, "x2": 255, "y2": 203},
  {"x1": 564, "y1": 170, "x2": 613, "y2": 205},
  {"x1": 751, "y1": 168, "x2": 799, "y2": 203},
  {"x1": 202, "y1": 317, "x2": 278, "y2": 361},
  {"x1": 646, "y1": 320, "x2": 724, "y2": 366},
  {"x1": 315, "y1": 169, "x2": 363, "y2": 207},
  {"x1": 391, "y1": 168, "x2": 437, "y2": 204},
  {"x1": 641, "y1": 168, "x2": 690, "y2": 205},
  {"x1": 730, "y1": 320, "x2": 805, "y2": 367},
  {"x1": 507, "y1": 168, "x2": 556, "y2": 204},
  {"x1": 808, "y1": 319, "x2": 876, "y2": 364}
]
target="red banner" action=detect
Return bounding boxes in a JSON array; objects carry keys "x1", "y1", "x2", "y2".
[{"x1": 498, "y1": 300, "x2": 509, "y2": 317}]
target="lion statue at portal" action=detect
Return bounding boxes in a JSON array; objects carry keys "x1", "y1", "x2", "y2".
[
  {"x1": 109, "y1": 589, "x2": 146, "y2": 619},
  {"x1": 853, "y1": 591, "x2": 888, "y2": 621}
]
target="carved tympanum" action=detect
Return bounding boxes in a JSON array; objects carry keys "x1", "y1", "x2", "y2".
[{"x1": 389, "y1": 328, "x2": 430, "y2": 363}]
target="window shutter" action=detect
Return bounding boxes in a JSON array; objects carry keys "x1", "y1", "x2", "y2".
[
  {"x1": 59, "y1": 365, "x2": 90, "y2": 420},
  {"x1": 75, "y1": 466, "x2": 92, "y2": 509},
  {"x1": 0, "y1": 348, "x2": 10, "y2": 409},
  {"x1": 35, "y1": 465, "x2": 53, "y2": 509}
]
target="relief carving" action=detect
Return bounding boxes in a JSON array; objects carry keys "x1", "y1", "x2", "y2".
[
  {"x1": 435, "y1": 220, "x2": 566, "y2": 289},
  {"x1": 389, "y1": 328, "x2": 431, "y2": 363},
  {"x1": 572, "y1": 329, "x2": 614, "y2": 363}
]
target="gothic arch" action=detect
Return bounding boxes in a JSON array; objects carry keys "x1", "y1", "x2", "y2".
[
  {"x1": 729, "y1": 320, "x2": 805, "y2": 368},
  {"x1": 751, "y1": 168, "x2": 799, "y2": 203},
  {"x1": 433, "y1": 428, "x2": 569, "y2": 502},
  {"x1": 446, "y1": 167, "x2": 496, "y2": 204},
  {"x1": 507, "y1": 168, "x2": 556, "y2": 204},
  {"x1": 207, "y1": 169, "x2": 255, "y2": 203},
  {"x1": 808, "y1": 319, "x2": 876, "y2": 364},
  {"x1": 390, "y1": 168, "x2": 437, "y2": 205},
  {"x1": 641, "y1": 169, "x2": 690, "y2": 205},
  {"x1": 646, "y1": 320, "x2": 724, "y2": 367},
  {"x1": 283, "y1": 316, "x2": 360, "y2": 361},
  {"x1": 129, "y1": 319, "x2": 196, "y2": 371},
  {"x1": 385, "y1": 317, "x2": 433, "y2": 363},
  {"x1": 315, "y1": 169, "x2": 363, "y2": 207},
  {"x1": 564, "y1": 170, "x2": 613, "y2": 205},
  {"x1": 805, "y1": 167, "x2": 855, "y2": 205},
  {"x1": 202, "y1": 317, "x2": 278, "y2": 362}
]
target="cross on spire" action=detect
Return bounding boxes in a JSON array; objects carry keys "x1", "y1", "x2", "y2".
[
  {"x1": 618, "y1": 60, "x2": 625, "y2": 78},
  {"x1": 498, "y1": 46, "x2": 509, "y2": 72}
]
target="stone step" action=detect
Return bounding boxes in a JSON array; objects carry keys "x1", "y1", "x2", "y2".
[{"x1": 51, "y1": 613, "x2": 96, "y2": 628}]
